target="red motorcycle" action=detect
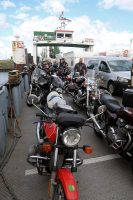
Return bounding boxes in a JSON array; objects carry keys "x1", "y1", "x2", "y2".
[{"x1": 27, "y1": 101, "x2": 92, "y2": 200}]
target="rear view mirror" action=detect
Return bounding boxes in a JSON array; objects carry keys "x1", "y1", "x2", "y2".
[{"x1": 27, "y1": 94, "x2": 40, "y2": 105}]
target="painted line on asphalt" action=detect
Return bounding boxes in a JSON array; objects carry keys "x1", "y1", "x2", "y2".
[
  {"x1": 25, "y1": 168, "x2": 38, "y2": 176},
  {"x1": 25, "y1": 154, "x2": 121, "y2": 176},
  {"x1": 83, "y1": 154, "x2": 121, "y2": 165}
]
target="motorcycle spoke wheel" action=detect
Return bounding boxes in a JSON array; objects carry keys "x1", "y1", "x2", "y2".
[{"x1": 53, "y1": 182, "x2": 66, "y2": 200}]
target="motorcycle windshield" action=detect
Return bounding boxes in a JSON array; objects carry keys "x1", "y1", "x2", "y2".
[
  {"x1": 31, "y1": 67, "x2": 42, "y2": 81},
  {"x1": 86, "y1": 69, "x2": 96, "y2": 85},
  {"x1": 51, "y1": 75, "x2": 64, "y2": 89}
]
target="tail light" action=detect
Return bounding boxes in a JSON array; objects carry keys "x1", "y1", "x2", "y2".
[{"x1": 83, "y1": 145, "x2": 93, "y2": 154}]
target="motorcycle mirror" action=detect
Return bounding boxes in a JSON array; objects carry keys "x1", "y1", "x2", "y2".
[
  {"x1": 27, "y1": 94, "x2": 39, "y2": 105},
  {"x1": 27, "y1": 95, "x2": 49, "y2": 118}
]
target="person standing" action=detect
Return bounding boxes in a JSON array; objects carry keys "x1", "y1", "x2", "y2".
[
  {"x1": 57, "y1": 58, "x2": 71, "y2": 77},
  {"x1": 74, "y1": 58, "x2": 87, "y2": 76}
]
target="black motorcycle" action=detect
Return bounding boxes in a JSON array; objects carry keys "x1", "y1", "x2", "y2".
[
  {"x1": 89, "y1": 88, "x2": 133, "y2": 164},
  {"x1": 72, "y1": 77, "x2": 99, "y2": 117},
  {"x1": 27, "y1": 67, "x2": 50, "y2": 106}
]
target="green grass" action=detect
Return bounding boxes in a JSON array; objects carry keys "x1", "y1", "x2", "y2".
[{"x1": 0, "y1": 59, "x2": 14, "y2": 69}]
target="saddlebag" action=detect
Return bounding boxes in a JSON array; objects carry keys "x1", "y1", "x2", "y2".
[
  {"x1": 56, "y1": 113, "x2": 85, "y2": 128},
  {"x1": 122, "y1": 89, "x2": 133, "y2": 108}
]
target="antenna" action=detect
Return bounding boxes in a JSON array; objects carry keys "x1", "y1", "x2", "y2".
[{"x1": 58, "y1": 11, "x2": 72, "y2": 30}]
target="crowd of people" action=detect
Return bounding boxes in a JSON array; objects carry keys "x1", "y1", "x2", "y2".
[{"x1": 29, "y1": 57, "x2": 87, "y2": 78}]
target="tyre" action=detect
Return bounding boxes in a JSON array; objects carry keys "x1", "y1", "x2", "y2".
[
  {"x1": 52, "y1": 181, "x2": 66, "y2": 200},
  {"x1": 107, "y1": 82, "x2": 115, "y2": 95}
]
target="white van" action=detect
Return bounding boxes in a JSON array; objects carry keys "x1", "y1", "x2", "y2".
[{"x1": 85, "y1": 56, "x2": 132, "y2": 95}]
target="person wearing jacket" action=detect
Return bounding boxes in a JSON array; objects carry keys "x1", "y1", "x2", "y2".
[
  {"x1": 57, "y1": 58, "x2": 71, "y2": 77},
  {"x1": 74, "y1": 58, "x2": 87, "y2": 76}
]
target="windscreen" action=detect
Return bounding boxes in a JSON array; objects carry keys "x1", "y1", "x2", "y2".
[{"x1": 108, "y1": 60, "x2": 132, "y2": 71}]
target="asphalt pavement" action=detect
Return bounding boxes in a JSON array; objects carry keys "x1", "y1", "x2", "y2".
[{"x1": 0, "y1": 94, "x2": 133, "y2": 200}]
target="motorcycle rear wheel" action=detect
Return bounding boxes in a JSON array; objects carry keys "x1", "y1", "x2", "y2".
[{"x1": 53, "y1": 181, "x2": 66, "y2": 200}]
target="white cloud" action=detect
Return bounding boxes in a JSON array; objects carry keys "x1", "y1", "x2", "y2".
[
  {"x1": 12, "y1": 16, "x2": 60, "y2": 54},
  {"x1": 0, "y1": 39, "x2": 12, "y2": 59},
  {"x1": 41, "y1": 0, "x2": 79, "y2": 14},
  {"x1": 19, "y1": 5, "x2": 31, "y2": 12},
  {"x1": 14, "y1": 13, "x2": 29, "y2": 20},
  {"x1": 1, "y1": 14, "x2": 133, "y2": 59},
  {"x1": 99, "y1": 0, "x2": 133, "y2": 11},
  {"x1": 0, "y1": 13, "x2": 9, "y2": 28},
  {"x1": 0, "y1": 0, "x2": 16, "y2": 9}
]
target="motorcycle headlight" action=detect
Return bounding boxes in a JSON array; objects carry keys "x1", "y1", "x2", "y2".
[
  {"x1": 117, "y1": 76, "x2": 128, "y2": 83},
  {"x1": 62, "y1": 128, "x2": 81, "y2": 147}
]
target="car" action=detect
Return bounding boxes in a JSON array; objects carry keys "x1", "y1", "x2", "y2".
[{"x1": 85, "y1": 56, "x2": 132, "y2": 95}]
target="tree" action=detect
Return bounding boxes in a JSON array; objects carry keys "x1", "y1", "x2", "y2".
[
  {"x1": 49, "y1": 46, "x2": 60, "y2": 58},
  {"x1": 40, "y1": 48, "x2": 47, "y2": 60}
]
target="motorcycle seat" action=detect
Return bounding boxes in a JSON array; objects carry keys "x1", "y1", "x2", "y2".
[
  {"x1": 56, "y1": 112, "x2": 85, "y2": 128},
  {"x1": 53, "y1": 103, "x2": 77, "y2": 114},
  {"x1": 100, "y1": 94, "x2": 123, "y2": 113}
]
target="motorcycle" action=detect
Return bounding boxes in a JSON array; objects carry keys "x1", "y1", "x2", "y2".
[
  {"x1": 72, "y1": 75, "x2": 99, "y2": 117},
  {"x1": 64, "y1": 73, "x2": 86, "y2": 97},
  {"x1": 89, "y1": 88, "x2": 133, "y2": 162},
  {"x1": 27, "y1": 67, "x2": 50, "y2": 106},
  {"x1": 27, "y1": 68, "x2": 64, "y2": 107},
  {"x1": 27, "y1": 94, "x2": 93, "y2": 200}
]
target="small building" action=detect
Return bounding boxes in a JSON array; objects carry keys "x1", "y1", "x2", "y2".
[{"x1": 55, "y1": 30, "x2": 73, "y2": 42}]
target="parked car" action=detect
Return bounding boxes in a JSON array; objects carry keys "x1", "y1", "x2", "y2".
[{"x1": 85, "y1": 56, "x2": 132, "y2": 95}]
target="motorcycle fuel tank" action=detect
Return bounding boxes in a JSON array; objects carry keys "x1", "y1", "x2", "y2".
[{"x1": 43, "y1": 122, "x2": 57, "y2": 144}]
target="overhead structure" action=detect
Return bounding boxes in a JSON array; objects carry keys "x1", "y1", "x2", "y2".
[{"x1": 33, "y1": 12, "x2": 94, "y2": 64}]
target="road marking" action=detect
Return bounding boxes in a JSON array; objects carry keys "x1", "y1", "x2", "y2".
[
  {"x1": 83, "y1": 154, "x2": 121, "y2": 165},
  {"x1": 25, "y1": 168, "x2": 38, "y2": 176},
  {"x1": 25, "y1": 154, "x2": 121, "y2": 176}
]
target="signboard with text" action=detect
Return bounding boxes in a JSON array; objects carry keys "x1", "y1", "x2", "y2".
[
  {"x1": 12, "y1": 41, "x2": 26, "y2": 64},
  {"x1": 33, "y1": 31, "x2": 56, "y2": 42}
]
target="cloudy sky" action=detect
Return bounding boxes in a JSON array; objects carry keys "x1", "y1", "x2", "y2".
[{"x1": 0, "y1": 0, "x2": 133, "y2": 59}]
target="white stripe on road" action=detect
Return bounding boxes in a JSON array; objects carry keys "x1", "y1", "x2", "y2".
[
  {"x1": 25, "y1": 154, "x2": 121, "y2": 176},
  {"x1": 83, "y1": 154, "x2": 121, "y2": 165},
  {"x1": 25, "y1": 168, "x2": 38, "y2": 176}
]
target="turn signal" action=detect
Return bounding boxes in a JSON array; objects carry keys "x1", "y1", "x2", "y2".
[
  {"x1": 83, "y1": 145, "x2": 93, "y2": 154},
  {"x1": 41, "y1": 143, "x2": 52, "y2": 153}
]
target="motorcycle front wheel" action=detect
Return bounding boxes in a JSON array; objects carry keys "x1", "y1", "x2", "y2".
[{"x1": 53, "y1": 181, "x2": 66, "y2": 200}]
